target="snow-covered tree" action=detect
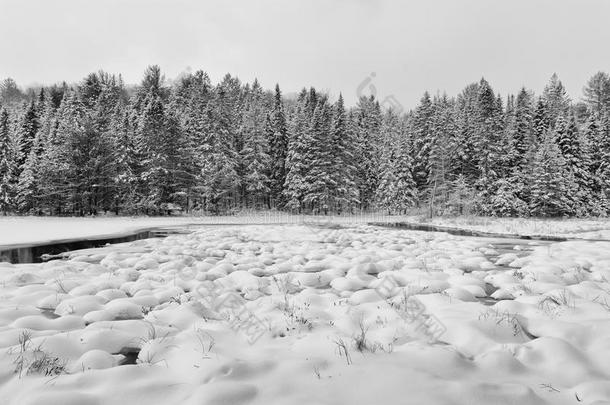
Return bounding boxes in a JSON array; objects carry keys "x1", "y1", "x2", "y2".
[
  {"x1": 542, "y1": 73, "x2": 570, "y2": 126},
  {"x1": 0, "y1": 108, "x2": 15, "y2": 213},
  {"x1": 303, "y1": 96, "x2": 334, "y2": 211},
  {"x1": 15, "y1": 100, "x2": 40, "y2": 172},
  {"x1": 583, "y1": 71, "x2": 610, "y2": 115},
  {"x1": 354, "y1": 95, "x2": 382, "y2": 209},
  {"x1": 329, "y1": 94, "x2": 359, "y2": 211},
  {"x1": 267, "y1": 84, "x2": 289, "y2": 207},
  {"x1": 411, "y1": 92, "x2": 434, "y2": 194},
  {"x1": 529, "y1": 131, "x2": 575, "y2": 217},
  {"x1": 284, "y1": 89, "x2": 312, "y2": 211},
  {"x1": 240, "y1": 80, "x2": 271, "y2": 207}
]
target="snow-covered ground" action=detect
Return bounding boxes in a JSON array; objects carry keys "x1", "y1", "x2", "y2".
[
  {"x1": 0, "y1": 214, "x2": 413, "y2": 247},
  {"x1": 3, "y1": 214, "x2": 610, "y2": 249},
  {"x1": 0, "y1": 217, "x2": 202, "y2": 246},
  {"x1": 1, "y1": 224, "x2": 610, "y2": 404},
  {"x1": 423, "y1": 215, "x2": 610, "y2": 239}
]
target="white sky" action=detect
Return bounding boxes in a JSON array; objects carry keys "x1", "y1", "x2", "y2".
[{"x1": 1, "y1": 0, "x2": 609, "y2": 108}]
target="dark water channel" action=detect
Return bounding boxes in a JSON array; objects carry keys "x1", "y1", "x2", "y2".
[{"x1": 0, "y1": 227, "x2": 192, "y2": 264}]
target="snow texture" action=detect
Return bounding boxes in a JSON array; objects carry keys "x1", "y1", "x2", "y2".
[{"x1": 1, "y1": 224, "x2": 610, "y2": 404}]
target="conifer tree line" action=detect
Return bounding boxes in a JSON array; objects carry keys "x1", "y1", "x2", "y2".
[{"x1": 1, "y1": 68, "x2": 610, "y2": 217}]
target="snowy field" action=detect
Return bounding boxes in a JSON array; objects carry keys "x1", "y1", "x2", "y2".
[{"x1": 1, "y1": 224, "x2": 610, "y2": 404}]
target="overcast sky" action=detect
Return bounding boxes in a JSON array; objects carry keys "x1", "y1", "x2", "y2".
[{"x1": 1, "y1": 0, "x2": 609, "y2": 108}]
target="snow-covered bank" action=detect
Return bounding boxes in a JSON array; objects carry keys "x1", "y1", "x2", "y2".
[
  {"x1": 1, "y1": 224, "x2": 610, "y2": 404},
  {"x1": 420, "y1": 216, "x2": 610, "y2": 239},
  {"x1": 0, "y1": 214, "x2": 414, "y2": 247},
  {"x1": 0, "y1": 217, "x2": 201, "y2": 247},
  {"x1": 3, "y1": 215, "x2": 610, "y2": 249}
]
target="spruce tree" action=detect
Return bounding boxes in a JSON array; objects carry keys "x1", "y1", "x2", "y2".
[
  {"x1": 173, "y1": 70, "x2": 213, "y2": 211},
  {"x1": 0, "y1": 108, "x2": 14, "y2": 213},
  {"x1": 15, "y1": 147, "x2": 38, "y2": 213},
  {"x1": 37, "y1": 91, "x2": 85, "y2": 214},
  {"x1": 532, "y1": 99, "x2": 551, "y2": 143},
  {"x1": 452, "y1": 83, "x2": 479, "y2": 184},
  {"x1": 529, "y1": 131, "x2": 575, "y2": 217},
  {"x1": 393, "y1": 135, "x2": 418, "y2": 213},
  {"x1": 303, "y1": 96, "x2": 334, "y2": 211},
  {"x1": 583, "y1": 71, "x2": 610, "y2": 115},
  {"x1": 427, "y1": 94, "x2": 456, "y2": 214},
  {"x1": 329, "y1": 94, "x2": 359, "y2": 211},
  {"x1": 354, "y1": 95, "x2": 382, "y2": 209},
  {"x1": 199, "y1": 78, "x2": 241, "y2": 213},
  {"x1": 542, "y1": 73, "x2": 570, "y2": 126},
  {"x1": 0, "y1": 78, "x2": 25, "y2": 105},
  {"x1": 267, "y1": 84, "x2": 289, "y2": 207},
  {"x1": 284, "y1": 89, "x2": 311, "y2": 212},
  {"x1": 240, "y1": 80, "x2": 271, "y2": 208},
  {"x1": 16, "y1": 100, "x2": 40, "y2": 171},
  {"x1": 473, "y1": 78, "x2": 504, "y2": 212},
  {"x1": 589, "y1": 112, "x2": 610, "y2": 211},
  {"x1": 554, "y1": 114, "x2": 592, "y2": 214},
  {"x1": 375, "y1": 148, "x2": 398, "y2": 214},
  {"x1": 510, "y1": 88, "x2": 534, "y2": 167},
  {"x1": 411, "y1": 92, "x2": 434, "y2": 195}
]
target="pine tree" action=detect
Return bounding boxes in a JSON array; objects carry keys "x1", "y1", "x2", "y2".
[
  {"x1": 37, "y1": 91, "x2": 85, "y2": 214},
  {"x1": 199, "y1": 78, "x2": 241, "y2": 213},
  {"x1": 583, "y1": 71, "x2": 610, "y2": 115},
  {"x1": 267, "y1": 84, "x2": 289, "y2": 207},
  {"x1": 137, "y1": 90, "x2": 168, "y2": 212},
  {"x1": 375, "y1": 135, "x2": 417, "y2": 214},
  {"x1": 446, "y1": 174, "x2": 476, "y2": 215},
  {"x1": 452, "y1": 83, "x2": 479, "y2": 183},
  {"x1": 240, "y1": 80, "x2": 271, "y2": 208},
  {"x1": 583, "y1": 114, "x2": 604, "y2": 194},
  {"x1": 354, "y1": 95, "x2": 382, "y2": 209},
  {"x1": 542, "y1": 73, "x2": 570, "y2": 126},
  {"x1": 510, "y1": 88, "x2": 534, "y2": 167},
  {"x1": 473, "y1": 78, "x2": 504, "y2": 212},
  {"x1": 532, "y1": 99, "x2": 551, "y2": 143},
  {"x1": 131, "y1": 67, "x2": 192, "y2": 214},
  {"x1": 488, "y1": 178, "x2": 528, "y2": 217},
  {"x1": 375, "y1": 149, "x2": 398, "y2": 213},
  {"x1": 554, "y1": 114, "x2": 592, "y2": 214},
  {"x1": 529, "y1": 131, "x2": 575, "y2": 217},
  {"x1": 427, "y1": 94, "x2": 456, "y2": 214},
  {"x1": 16, "y1": 92, "x2": 58, "y2": 213},
  {"x1": 0, "y1": 78, "x2": 25, "y2": 105},
  {"x1": 411, "y1": 92, "x2": 434, "y2": 195},
  {"x1": 173, "y1": 70, "x2": 213, "y2": 211},
  {"x1": 284, "y1": 89, "x2": 312, "y2": 212},
  {"x1": 16, "y1": 100, "x2": 40, "y2": 171},
  {"x1": 329, "y1": 94, "x2": 359, "y2": 211},
  {"x1": 393, "y1": 135, "x2": 418, "y2": 213},
  {"x1": 303, "y1": 96, "x2": 334, "y2": 211},
  {"x1": 77, "y1": 72, "x2": 124, "y2": 214},
  {"x1": 15, "y1": 147, "x2": 38, "y2": 213},
  {"x1": 588, "y1": 112, "x2": 610, "y2": 210},
  {"x1": 0, "y1": 108, "x2": 15, "y2": 213}
]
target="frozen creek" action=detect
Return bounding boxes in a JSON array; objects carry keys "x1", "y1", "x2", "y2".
[{"x1": 1, "y1": 224, "x2": 610, "y2": 405}]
